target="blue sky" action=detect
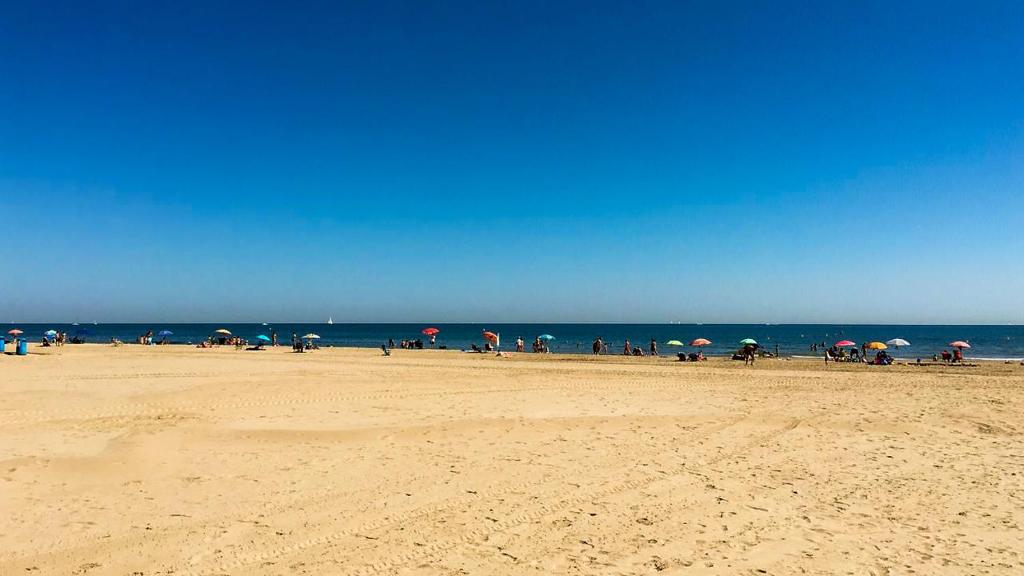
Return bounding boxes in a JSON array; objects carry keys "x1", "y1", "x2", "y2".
[{"x1": 2, "y1": 1, "x2": 1023, "y2": 323}]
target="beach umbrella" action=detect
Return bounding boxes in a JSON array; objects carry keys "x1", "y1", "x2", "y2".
[
  {"x1": 8, "y1": 329, "x2": 23, "y2": 335},
  {"x1": 538, "y1": 334, "x2": 555, "y2": 341},
  {"x1": 834, "y1": 340, "x2": 856, "y2": 347},
  {"x1": 866, "y1": 341, "x2": 887, "y2": 350},
  {"x1": 690, "y1": 338, "x2": 712, "y2": 347},
  {"x1": 157, "y1": 330, "x2": 173, "y2": 337},
  {"x1": 302, "y1": 333, "x2": 321, "y2": 340},
  {"x1": 482, "y1": 331, "x2": 499, "y2": 343},
  {"x1": 739, "y1": 338, "x2": 757, "y2": 346},
  {"x1": 886, "y1": 338, "x2": 910, "y2": 348},
  {"x1": 257, "y1": 335, "x2": 271, "y2": 342},
  {"x1": 421, "y1": 327, "x2": 440, "y2": 336},
  {"x1": 44, "y1": 329, "x2": 57, "y2": 337},
  {"x1": 214, "y1": 329, "x2": 231, "y2": 335},
  {"x1": 949, "y1": 341, "x2": 970, "y2": 349},
  {"x1": 665, "y1": 340, "x2": 685, "y2": 347}
]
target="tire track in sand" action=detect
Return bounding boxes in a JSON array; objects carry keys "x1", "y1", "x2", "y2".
[{"x1": 0, "y1": 378, "x2": 702, "y2": 427}]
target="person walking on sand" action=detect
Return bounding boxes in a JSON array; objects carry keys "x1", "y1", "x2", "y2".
[
  {"x1": 623, "y1": 339, "x2": 632, "y2": 356},
  {"x1": 516, "y1": 337, "x2": 524, "y2": 352},
  {"x1": 649, "y1": 338, "x2": 658, "y2": 357},
  {"x1": 592, "y1": 337, "x2": 602, "y2": 355}
]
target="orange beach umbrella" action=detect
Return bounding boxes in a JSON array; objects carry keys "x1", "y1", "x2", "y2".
[{"x1": 690, "y1": 338, "x2": 712, "y2": 347}]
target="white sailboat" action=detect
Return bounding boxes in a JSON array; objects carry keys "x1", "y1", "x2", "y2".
[{"x1": 327, "y1": 317, "x2": 333, "y2": 325}]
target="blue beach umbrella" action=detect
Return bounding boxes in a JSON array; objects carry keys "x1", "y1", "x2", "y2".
[
  {"x1": 44, "y1": 329, "x2": 57, "y2": 337},
  {"x1": 257, "y1": 335, "x2": 271, "y2": 342},
  {"x1": 538, "y1": 334, "x2": 555, "y2": 341},
  {"x1": 157, "y1": 330, "x2": 173, "y2": 337}
]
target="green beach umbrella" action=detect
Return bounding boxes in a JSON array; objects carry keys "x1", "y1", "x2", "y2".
[
  {"x1": 665, "y1": 340, "x2": 685, "y2": 346},
  {"x1": 739, "y1": 338, "x2": 758, "y2": 345}
]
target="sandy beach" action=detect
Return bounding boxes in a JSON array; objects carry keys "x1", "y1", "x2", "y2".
[{"x1": 1, "y1": 345, "x2": 1021, "y2": 575}]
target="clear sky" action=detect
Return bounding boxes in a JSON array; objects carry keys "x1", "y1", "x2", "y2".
[{"x1": 2, "y1": 1, "x2": 1023, "y2": 324}]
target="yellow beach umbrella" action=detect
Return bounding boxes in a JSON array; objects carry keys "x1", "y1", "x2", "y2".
[{"x1": 866, "y1": 341, "x2": 887, "y2": 350}]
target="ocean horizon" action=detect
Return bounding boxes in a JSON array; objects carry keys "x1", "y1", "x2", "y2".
[{"x1": 6, "y1": 323, "x2": 1023, "y2": 360}]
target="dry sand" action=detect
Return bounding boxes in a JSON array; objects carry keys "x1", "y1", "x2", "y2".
[{"x1": 1, "y1": 344, "x2": 1022, "y2": 575}]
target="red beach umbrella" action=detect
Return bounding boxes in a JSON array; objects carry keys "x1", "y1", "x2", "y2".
[
  {"x1": 949, "y1": 341, "x2": 971, "y2": 349},
  {"x1": 421, "y1": 327, "x2": 440, "y2": 336},
  {"x1": 7, "y1": 329, "x2": 23, "y2": 335},
  {"x1": 834, "y1": 340, "x2": 856, "y2": 347},
  {"x1": 690, "y1": 338, "x2": 712, "y2": 347},
  {"x1": 482, "y1": 331, "x2": 499, "y2": 343}
]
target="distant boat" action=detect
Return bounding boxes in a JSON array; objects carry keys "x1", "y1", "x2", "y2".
[{"x1": 327, "y1": 317, "x2": 333, "y2": 325}]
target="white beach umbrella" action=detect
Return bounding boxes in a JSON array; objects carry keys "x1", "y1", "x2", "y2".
[
  {"x1": 302, "y1": 333, "x2": 321, "y2": 340},
  {"x1": 886, "y1": 338, "x2": 910, "y2": 348}
]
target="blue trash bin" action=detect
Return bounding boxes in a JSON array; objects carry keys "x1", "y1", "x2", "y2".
[
  {"x1": 0, "y1": 339, "x2": 5, "y2": 353},
  {"x1": 16, "y1": 339, "x2": 28, "y2": 355}
]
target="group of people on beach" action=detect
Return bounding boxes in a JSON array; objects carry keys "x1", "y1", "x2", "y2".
[
  {"x1": 40, "y1": 332, "x2": 68, "y2": 346},
  {"x1": 584, "y1": 337, "x2": 668, "y2": 358},
  {"x1": 513, "y1": 337, "x2": 552, "y2": 353},
  {"x1": 824, "y1": 345, "x2": 894, "y2": 365}
]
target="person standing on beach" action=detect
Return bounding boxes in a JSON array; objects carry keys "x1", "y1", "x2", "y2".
[
  {"x1": 743, "y1": 344, "x2": 756, "y2": 365},
  {"x1": 623, "y1": 339, "x2": 632, "y2": 356},
  {"x1": 592, "y1": 337, "x2": 602, "y2": 354},
  {"x1": 516, "y1": 337, "x2": 524, "y2": 352},
  {"x1": 649, "y1": 338, "x2": 658, "y2": 357}
]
